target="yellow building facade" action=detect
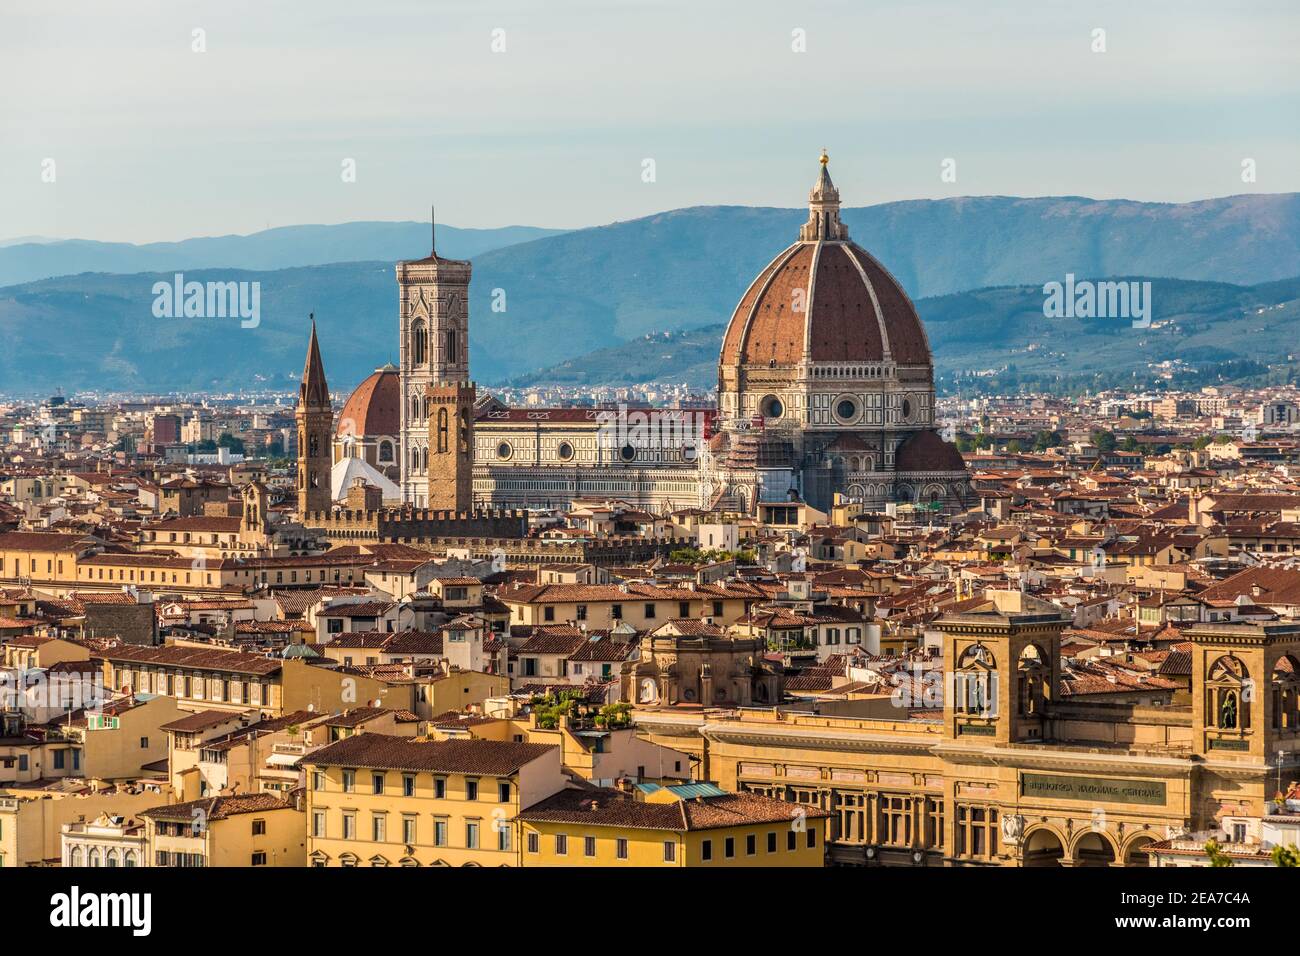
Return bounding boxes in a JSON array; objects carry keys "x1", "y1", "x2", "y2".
[
  {"x1": 519, "y1": 782, "x2": 828, "y2": 867},
  {"x1": 300, "y1": 734, "x2": 565, "y2": 866},
  {"x1": 634, "y1": 614, "x2": 1300, "y2": 867},
  {"x1": 141, "y1": 792, "x2": 306, "y2": 867}
]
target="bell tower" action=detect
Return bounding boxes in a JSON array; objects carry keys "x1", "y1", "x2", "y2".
[
  {"x1": 938, "y1": 610, "x2": 1064, "y2": 746},
  {"x1": 1188, "y1": 621, "x2": 1300, "y2": 764},
  {"x1": 397, "y1": 210, "x2": 471, "y2": 507},
  {"x1": 296, "y1": 317, "x2": 333, "y2": 515}
]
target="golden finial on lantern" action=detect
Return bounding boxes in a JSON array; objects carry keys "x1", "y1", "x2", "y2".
[{"x1": 819, "y1": 149, "x2": 829, "y2": 166}]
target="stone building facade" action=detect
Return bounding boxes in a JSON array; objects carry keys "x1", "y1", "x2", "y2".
[{"x1": 633, "y1": 615, "x2": 1300, "y2": 867}]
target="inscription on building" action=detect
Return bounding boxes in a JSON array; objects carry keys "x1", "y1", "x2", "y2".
[{"x1": 1021, "y1": 773, "x2": 1166, "y2": 806}]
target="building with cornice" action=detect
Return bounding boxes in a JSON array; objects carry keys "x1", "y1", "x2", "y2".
[{"x1": 631, "y1": 614, "x2": 1300, "y2": 867}]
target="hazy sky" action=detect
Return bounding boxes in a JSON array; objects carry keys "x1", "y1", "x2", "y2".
[{"x1": 2, "y1": 0, "x2": 1297, "y2": 243}]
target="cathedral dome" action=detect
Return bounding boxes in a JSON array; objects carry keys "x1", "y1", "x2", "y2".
[
  {"x1": 719, "y1": 156, "x2": 931, "y2": 369},
  {"x1": 337, "y1": 364, "x2": 400, "y2": 438}
]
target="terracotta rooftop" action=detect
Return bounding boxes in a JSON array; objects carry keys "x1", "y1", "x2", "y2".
[{"x1": 301, "y1": 733, "x2": 555, "y2": 775}]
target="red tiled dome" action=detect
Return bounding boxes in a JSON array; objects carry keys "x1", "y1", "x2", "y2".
[
  {"x1": 337, "y1": 365, "x2": 400, "y2": 438},
  {"x1": 896, "y1": 430, "x2": 966, "y2": 472},
  {"x1": 719, "y1": 155, "x2": 930, "y2": 370},
  {"x1": 719, "y1": 241, "x2": 930, "y2": 368}
]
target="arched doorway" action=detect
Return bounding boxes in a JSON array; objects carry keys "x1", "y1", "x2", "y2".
[
  {"x1": 1022, "y1": 828, "x2": 1065, "y2": 867},
  {"x1": 1073, "y1": 832, "x2": 1117, "y2": 867},
  {"x1": 1123, "y1": 835, "x2": 1157, "y2": 867}
]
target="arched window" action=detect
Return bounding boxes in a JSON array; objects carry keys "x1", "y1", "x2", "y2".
[
  {"x1": 124, "y1": 850, "x2": 136, "y2": 868},
  {"x1": 88, "y1": 848, "x2": 101, "y2": 867},
  {"x1": 70, "y1": 847, "x2": 83, "y2": 867},
  {"x1": 107, "y1": 849, "x2": 119, "y2": 868},
  {"x1": 422, "y1": 397, "x2": 430, "y2": 421},
  {"x1": 378, "y1": 440, "x2": 393, "y2": 463},
  {"x1": 1018, "y1": 644, "x2": 1047, "y2": 716},
  {"x1": 421, "y1": 447, "x2": 428, "y2": 471},
  {"x1": 1272, "y1": 657, "x2": 1300, "y2": 730},
  {"x1": 411, "y1": 320, "x2": 427, "y2": 366},
  {"x1": 411, "y1": 447, "x2": 420, "y2": 471},
  {"x1": 437, "y1": 408, "x2": 449, "y2": 454},
  {"x1": 447, "y1": 328, "x2": 458, "y2": 364},
  {"x1": 955, "y1": 644, "x2": 997, "y2": 717},
  {"x1": 1207, "y1": 655, "x2": 1251, "y2": 732}
]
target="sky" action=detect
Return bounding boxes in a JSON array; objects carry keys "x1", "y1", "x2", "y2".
[{"x1": 2, "y1": 0, "x2": 1297, "y2": 244}]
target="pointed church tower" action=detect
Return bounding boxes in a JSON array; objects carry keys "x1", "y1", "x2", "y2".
[{"x1": 296, "y1": 317, "x2": 333, "y2": 515}]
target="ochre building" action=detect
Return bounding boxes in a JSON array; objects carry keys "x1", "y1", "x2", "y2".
[{"x1": 634, "y1": 613, "x2": 1300, "y2": 866}]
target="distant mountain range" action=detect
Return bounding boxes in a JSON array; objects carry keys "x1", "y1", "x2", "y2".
[
  {"x1": 512, "y1": 276, "x2": 1300, "y2": 393},
  {"x1": 0, "y1": 223, "x2": 567, "y2": 288},
  {"x1": 0, "y1": 193, "x2": 1297, "y2": 394}
]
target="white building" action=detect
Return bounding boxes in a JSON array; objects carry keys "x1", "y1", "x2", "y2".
[{"x1": 61, "y1": 812, "x2": 148, "y2": 868}]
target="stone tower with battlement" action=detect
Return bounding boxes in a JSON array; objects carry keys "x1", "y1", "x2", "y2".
[{"x1": 426, "y1": 380, "x2": 475, "y2": 512}]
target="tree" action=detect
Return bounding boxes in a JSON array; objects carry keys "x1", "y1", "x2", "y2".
[
  {"x1": 1204, "y1": 839, "x2": 1235, "y2": 867},
  {"x1": 1272, "y1": 844, "x2": 1299, "y2": 867},
  {"x1": 531, "y1": 690, "x2": 585, "y2": 730},
  {"x1": 595, "y1": 702, "x2": 633, "y2": 729},
  {"x1": 217, "y1": 433, "x2": 246, "y2": 454},
  {"x1": 1091, "y1": 429, "x2": 1118, "y2": 453},
  {"x1": 1033, "y1": 430, "x2": 1064, "y2": 452},
  {"x1": 1006, "y1": 439, "x2": 1024, "y2": 454}
]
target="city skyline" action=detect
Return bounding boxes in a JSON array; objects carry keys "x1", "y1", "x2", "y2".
[{"x1": 1, "y1": 0, "x2": 1298, "y2": 921}]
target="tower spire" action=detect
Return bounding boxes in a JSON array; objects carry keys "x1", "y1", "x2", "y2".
[
  {"x1": 300, "y1": 313, "x2": 330, "y2": 407},
  {"x1": 296, "y1": 316, "x2": 333, "y2": 514},
  {"x1": 431, "y1": 204, "x2": 436, "y2": 257},
  {"x1": 800, "y1": 149, "x2": 848, "y2": 241}
]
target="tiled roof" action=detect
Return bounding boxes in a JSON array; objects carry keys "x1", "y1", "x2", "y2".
[
  {"x1": 140, "y1": 792, "x2": 294, "y2": 822},
  {"x1": 519, "y1": 786, "x2": 830, "y2": 831},
  {"x1": 301, "y1": 733, "x2": 555, "y2": 775},
  {"x1": 159, "y1": 710, "x2": 245, "y2": 733},
  {"x1": 100, "y1": 643, "x2": 282, "y2": 676},
  {"x1": 0, "y1": 531, "x2": 96, "y2": 551},
  {"x1": 517, "y1": 627, "x2": 591, "y2": 656},
  {"x1": 321, "y1": 707, "x2": 420, "y2": 728}
]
